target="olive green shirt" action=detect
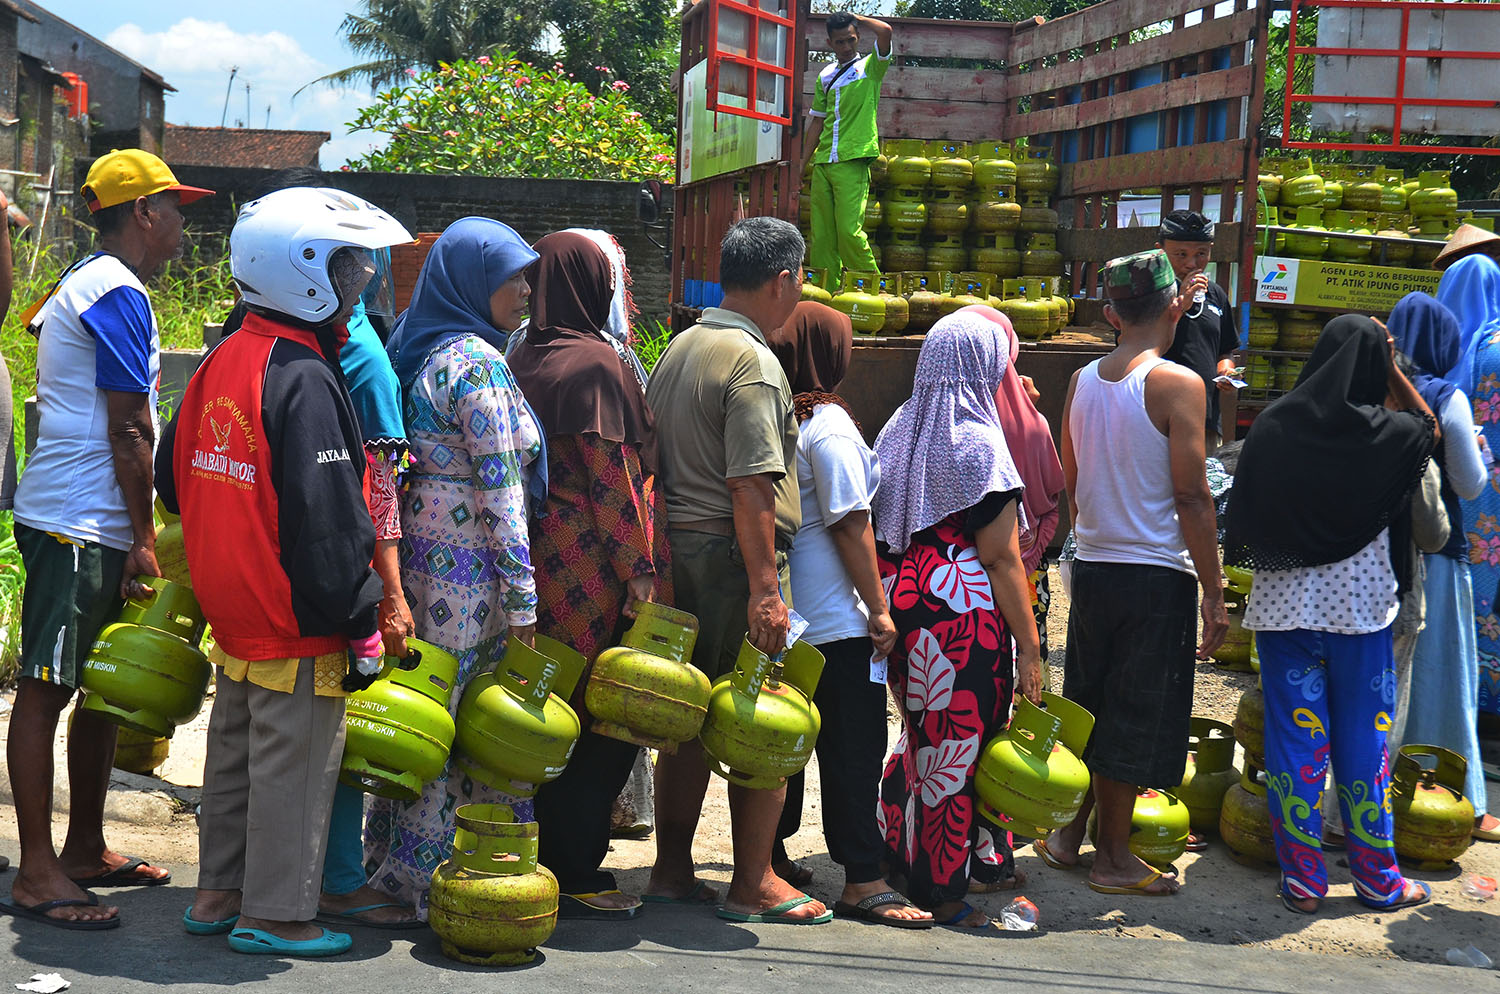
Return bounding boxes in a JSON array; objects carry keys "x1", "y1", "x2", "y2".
[{"x1": 645, "y1": 307, "x2": 801, "y2": 544}]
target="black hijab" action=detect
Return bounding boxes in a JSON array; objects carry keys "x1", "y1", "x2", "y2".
[{"x1": 1224, "y1": 315, "x2": 1435, "y2": 573}]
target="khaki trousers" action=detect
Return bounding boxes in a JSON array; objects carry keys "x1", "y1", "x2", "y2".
[{"x1": 197, "y1": 659, "x2": 346, "y2": 921}]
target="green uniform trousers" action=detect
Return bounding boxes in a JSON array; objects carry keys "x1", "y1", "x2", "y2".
[{"x1": 810, "y1": 159, "x2": 879, "y2": 287}]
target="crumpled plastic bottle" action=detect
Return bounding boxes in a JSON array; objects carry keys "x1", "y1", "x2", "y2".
[{"x1": 1000, "y1": 896, "x2": 1039, "y2": 931}]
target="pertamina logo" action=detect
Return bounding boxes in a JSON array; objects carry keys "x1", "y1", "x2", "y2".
[
  {"x1": 190, "y1": 395, "x2": 259, "y2": 490},
  {"x1": 1260, "y1": 263, "x2": 1291, "y2": 302}
]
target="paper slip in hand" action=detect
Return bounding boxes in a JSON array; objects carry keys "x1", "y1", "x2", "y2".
[
  {"x1": 869, "y1": 653, "x2": 887, "y2": 685},
  {"x1": 784, "y1": 608, "x2": 810, "y2": 650},
  {"x1": 1213, "y1": 375, "x2": 1247, "y2": 389}
]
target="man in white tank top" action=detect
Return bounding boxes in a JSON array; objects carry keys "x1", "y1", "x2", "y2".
[{"x1": 1040, "y1": 249, "x2": 1227, "y2": 897}]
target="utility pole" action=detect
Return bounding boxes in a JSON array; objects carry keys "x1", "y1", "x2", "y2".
[
  {"x1": 265, "y1": 104, "x2": 271, "y2": 128},
  {"x1": 220, "y1": 66, "x2": 239, "y2": 127},
  {"x1": 244, "y1": 82, "x2": 251, "y2": 129}
]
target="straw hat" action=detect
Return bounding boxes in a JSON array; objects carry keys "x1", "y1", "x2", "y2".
[{"x1": 1433, "y1": 223, "x2": 1500, "y2": 271}]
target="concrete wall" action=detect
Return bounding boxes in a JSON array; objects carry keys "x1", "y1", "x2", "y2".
[{"x1": 156, "y1": 165, "x2": 674, "y2": 323}]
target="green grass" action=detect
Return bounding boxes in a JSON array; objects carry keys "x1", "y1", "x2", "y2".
[
  {"x1": 632, "y1": 319, "x2": 671, "y2": 374},
  {"x1": 0, "y1": 234, "x2": 234, "y2": 684}
]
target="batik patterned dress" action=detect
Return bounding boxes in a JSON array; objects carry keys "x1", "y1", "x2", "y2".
[
  {"x1": 364, "y1": 336, "x2": 542, "y2": 918},
  {"x1": 531, "y1": 433, "x2": 671, "y2": 683},
  {"x1": 878, "y1": 509, "x2": 1016, "y2": 907},
  {"x1": 1465, "y1": 336, "x2": 1500, "y2": 715}
]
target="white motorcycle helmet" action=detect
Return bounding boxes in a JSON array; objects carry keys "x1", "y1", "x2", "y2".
[{"x1": 230, "y1": 187, "x2": 412, "y2": 324}]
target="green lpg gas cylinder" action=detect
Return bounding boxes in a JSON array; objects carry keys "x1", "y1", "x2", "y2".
[
  {"x1": 428, "y1": 804, "x2": 559, "y2": 966},
  {"x1": 976, "y1": 692, "x2": 1094, "y2": 837},
  {"x1": 1220, "y1": 764, "x2": 1277, "y2": 866},
  {"x1": 926, "y1": 140, "x2": 973, "y2": 190},
  {"x1": 968, "y1": 141, "x2": 1017, "y2": 189},
  {"x1": 1086, "y1": 788, "x2": 1191, "y2": 868},
  {"x1": 884, "y1": 140, "x2": 932, "y2": 188},
  {"x1": 832, "y1": 271, "x2": 887, "y2": 334},
  {"x1": 1391, "y1": 746, "x2": 1474, "y2": 868},
  {"x1": 586, "y1": 603, "x2": 710, "y2": 753},
  {"x1": 80, "y1": 576, "x2": 210, "y2": 737},
  {"x1": 1408, "y1": 171, "x2": 1458, "y2": 218},
  {"x1": 455, "y1": 636, "x2": 584, "y2": 797},
  {"x1": 1176, "y1": 717, "x2": 1239, "y2": 833},
  {"x1": 342, "y1": 638, "x2": 460, "y2": 801},
  {"x1": 1233, "y1": 684, "x2": 1265, "y2": 768},
  {"x1": 699, "y1": 639, "x2": 824, "y2": 790}
]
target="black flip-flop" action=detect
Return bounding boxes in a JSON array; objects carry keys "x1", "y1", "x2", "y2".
[
  {"x1": 0, "y1": 894, "x2": 121, "y2": 930},
  {"x1": 557, "y1": 891, "x2": 643, "y2": 921},
  {"x1": 69, "y1": 856, "x2": 170, "y2": 887},
  {"x1": 0, "y1": 855, "x2": 9, "y2": 872},
  {"x1": 833, "y1": 891, "x2": 933, "y2": 929},
  {"x1": 773, "y1": 859, "x2": 814, "y2": 887}
]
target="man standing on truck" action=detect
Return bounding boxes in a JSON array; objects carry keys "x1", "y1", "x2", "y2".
[
  {"x1": 800, "y1": 11, "x2": 893, "y2": 287},
  {"x1": 1157, "y1": 209, "x2": 1239, "y2": 452}
]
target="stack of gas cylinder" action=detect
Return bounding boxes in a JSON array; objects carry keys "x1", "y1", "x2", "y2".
[
  {"x1": 799, "y1": 138, "x2": 1068, "y2": 337},
  {"x1": 1257, "y1": 158, "x2": 1487, "y2": 267}
]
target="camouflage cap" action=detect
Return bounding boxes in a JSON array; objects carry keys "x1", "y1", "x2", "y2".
[{"x1": 1103, "y1": 248, "x2": 1175, "y2": 300}]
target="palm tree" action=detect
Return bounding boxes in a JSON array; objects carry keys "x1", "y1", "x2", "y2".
[{"x1": 302, "y1": 0, "x2": 552, "y2": 93}]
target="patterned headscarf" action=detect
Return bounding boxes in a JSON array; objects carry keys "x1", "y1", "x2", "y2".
[{"x1": 873, "y1": 310, "x2": 1027, "y2": 552}]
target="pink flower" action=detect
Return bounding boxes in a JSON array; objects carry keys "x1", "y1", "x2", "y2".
[
  {"x1": 405, "y1": 68, "x2": 417, "y2": 78},
  {"x1": 477, "y1": 55, "x2": 491, "y2": 65},
  {"x1": 651, "y1": 153, "x2": 673, "y2": 163},
  {"x1": 611, "y1": 80, "x2": 630, "y2": 91},
  {"x1": 443, "y1": 129, "x2": 458, "y2": 137},
  {"x1": 1481, "y1": 614, "x2": 1500, "y2": 641},
  {"x1": 515, "y1": 76, "x2": 531, "y2": 86}
]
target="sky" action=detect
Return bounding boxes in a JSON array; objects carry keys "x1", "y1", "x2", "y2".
[{"x1": 36, "y1": 0, "x2": 382, "y2": 167}]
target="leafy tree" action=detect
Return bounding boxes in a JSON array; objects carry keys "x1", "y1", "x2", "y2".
[
  {"x1": 303, "y1": 0, "x2": 552, "y2": 92},
  {"x1": 546, "y1": 0, "x2": 679, "y2": 133},
  {"x1": 309, "y1": 0, "x2": 681, "y2": 133},
  {"x1": 343, "y1": 54, "x2": 675, "y2": 181}
]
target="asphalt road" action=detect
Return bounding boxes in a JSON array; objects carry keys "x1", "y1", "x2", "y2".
[{"x1": 1, "y1": 866, "x2": 1491, "y2": 994}]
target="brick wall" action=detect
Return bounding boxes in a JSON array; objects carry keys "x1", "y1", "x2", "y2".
[{"x1": 110, "y1": 164, "x2": 675, "y2": 323}]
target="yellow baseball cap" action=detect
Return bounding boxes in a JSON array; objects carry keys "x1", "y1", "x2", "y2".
[{"x1": 81, "y1": 148, "x2": 214, "y2": 213}]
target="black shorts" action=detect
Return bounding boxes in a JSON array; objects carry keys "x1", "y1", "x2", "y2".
[
  {"x1": 15, "y1": 522, "x2": 127, "y2": 690},
  {"x1": 1063, "y1": 559, "x2": 1197, "y2": 788}
]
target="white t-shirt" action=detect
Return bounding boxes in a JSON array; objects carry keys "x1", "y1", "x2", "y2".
[
  {"x1": 14, "y1": 254, "x2": 160, "y2": 550},
  {"x1": 789, "y1": 403, "x2": 881, "y2": 645}
]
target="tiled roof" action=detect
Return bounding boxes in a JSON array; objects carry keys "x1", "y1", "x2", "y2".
[{"x1": 163, "y1": 125, "x2": 330, "y2": 169}]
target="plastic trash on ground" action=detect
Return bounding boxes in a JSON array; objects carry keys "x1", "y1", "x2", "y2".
[
  {"x1": 1445, "y1": 945, "x2": 1493, "y2": 970},
  {"x1": 1000, "y1": 896, "x2": 1039, "y2": 931},
  {"x1": 15, "y1": 975, "x2": 70, "y2": 993},
  {"x1": 1461, "y1": 874, "x2": 1496, "y2": 901}
]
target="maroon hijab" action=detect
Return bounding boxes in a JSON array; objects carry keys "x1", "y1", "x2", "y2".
[{"x1": 508, "y1": 231, "x2": 658, "y2": 473}]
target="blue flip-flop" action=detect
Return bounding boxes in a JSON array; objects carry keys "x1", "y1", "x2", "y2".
[
  {"x1": 183, "y1": 905, "x2": 240, "y2": 935},
  {"x1": 227, "y1": 926, "x2": 352, "y2": 957}
]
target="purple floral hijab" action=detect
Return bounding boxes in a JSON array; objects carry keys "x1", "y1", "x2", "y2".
[{"x1": 873, "y1": 310, "x2": 1027, "y2": 552}]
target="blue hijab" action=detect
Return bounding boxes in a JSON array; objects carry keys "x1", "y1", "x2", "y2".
[
  {"x1": 1388, "y1": 292, "x2": 1461, "y2": 415},
  {"x1": 386, "y1": 217, "x2": 540, "y2": 390},
  {"x1": 341, "y1": 299, "x2": 406, "y2": 450},
  {"x1": 385, "y1": 218, "x2": 548, "y2": 514},
  {"x1": 1436, "y1": 254, "x2": 1500, "y2": 397}
]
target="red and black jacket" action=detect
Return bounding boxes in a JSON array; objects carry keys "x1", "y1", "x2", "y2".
[{"x1": 156, "y1": 311, "x2": 381, "y2": 661}]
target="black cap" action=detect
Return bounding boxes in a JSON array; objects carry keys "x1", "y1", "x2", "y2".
[{"x1": 1159, "y1": 209, "x2": 1215, "y2": 243}]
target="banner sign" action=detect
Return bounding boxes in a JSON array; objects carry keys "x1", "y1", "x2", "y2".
[
  {"x1": 680, "y1": 59, "x2": 783, "y2": 184},
  {"x1": 1253, "y1": 255, "x2": 1440, "y2": 311}
]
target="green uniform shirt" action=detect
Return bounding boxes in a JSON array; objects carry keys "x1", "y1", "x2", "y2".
[{"x1": 810, "y1": 48, "x2": 892, "y2": 165}]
